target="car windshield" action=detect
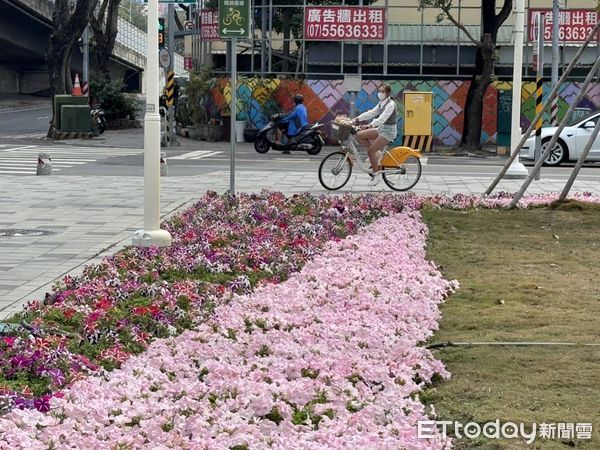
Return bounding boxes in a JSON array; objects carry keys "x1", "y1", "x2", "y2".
[{"x1": 566, "y1": 110, "x2": 598, "y2": 126}]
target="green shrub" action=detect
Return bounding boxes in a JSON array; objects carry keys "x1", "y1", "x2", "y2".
[{"x1": 89, "y1": 78, "x2": 138, "y2": 120}]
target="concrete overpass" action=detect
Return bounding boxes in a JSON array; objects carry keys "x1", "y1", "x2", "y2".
[{"x1": 0, "y1": 0, "x2": 184, "y2": 95}]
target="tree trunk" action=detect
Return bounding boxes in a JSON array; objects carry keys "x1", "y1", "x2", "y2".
[
  {"x1": 47, "y1": 0, "x2": 96, "y2": 136},
  {"x1": 47, "y1": 36, "x2": 75, "y2": 136},
  {"x1": 460, "y1": 34, "x2": 495, "y2": 151},
  {"x1": 457, "y1": 0, "x2": 511, "y2": 150},
  {"x1": 90, "y1": 0, "x2": 121, "y2": 79},
  {"x1": 65, "y1": 48, "x2": 74, "y2": 93}
]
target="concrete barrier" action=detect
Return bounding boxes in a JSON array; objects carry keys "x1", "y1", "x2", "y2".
[
  {"x1": 36, "y1": 152, "x2": 52, "y2": 175},
  {"x1": 160, "y1": 152, "x2": 168, "y2": 176}
]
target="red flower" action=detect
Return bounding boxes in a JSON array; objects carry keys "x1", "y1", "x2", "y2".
[
  {"x1": 94, "y1": 298, "x2": 112, "y2": 311},
  {"x1": 132, "y1": 306, "x2": 150, "y2": 316},
  {"x1": 149, "y1": 305, "x2": 161, "y2": 317}
]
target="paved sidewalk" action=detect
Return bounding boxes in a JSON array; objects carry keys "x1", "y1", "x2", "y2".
[{"x1": 1, "y1": 168, "x2": 598, "y2": 319}]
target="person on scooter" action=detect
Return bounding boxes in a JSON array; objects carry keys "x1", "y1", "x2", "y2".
[
  {"x1": 354, "y1": 84, "x2": 398, "y2": 186},
  {"x1": 275, "y1": 94, "x2": 309, "y2": 145}
]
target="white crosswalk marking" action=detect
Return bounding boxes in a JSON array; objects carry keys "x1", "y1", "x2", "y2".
[
  {"x1": 0, "y1": 145, "x2": 142, "y2": 175},
  {"x1": 171, "y1": 150, "x2": 222, "y2": 160}
]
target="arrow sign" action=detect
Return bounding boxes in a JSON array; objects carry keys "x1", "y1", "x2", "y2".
[
  {"x1": 222, "y1": 28, "x2": 245, "y2": 35},
  {"x1": 218, "y1": 0, "x2": 251, "y2": 39}
]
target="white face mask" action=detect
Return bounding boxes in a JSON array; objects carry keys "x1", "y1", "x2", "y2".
[{"x1": 377, "y1": 92, "x2": 387, "y2": 101}]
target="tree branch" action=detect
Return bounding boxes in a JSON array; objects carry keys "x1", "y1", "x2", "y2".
[
  {"x1": 174, "y1": 11, "x2": 184, "y2": 31},
  {"x1": 444, "y1": 7, "x2": 484, "y2": 48},
  {"x1": 495, "y1": 0, "x2": 512, "y2": 32}
]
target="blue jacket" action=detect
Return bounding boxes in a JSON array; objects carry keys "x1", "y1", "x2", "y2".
[{"x1": 283, "y1": 104, "x2": 308, "y2": 136}]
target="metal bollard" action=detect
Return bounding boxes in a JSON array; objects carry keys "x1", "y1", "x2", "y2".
[
  {"x1": 160, "y1": 152, "x2": 168, "y2": 176},
  {"x1": 36, "y1": 153, "x2": 52, "y2": 175}
]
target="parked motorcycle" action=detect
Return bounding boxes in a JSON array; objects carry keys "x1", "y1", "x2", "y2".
[
  {"x1": 254, "y1": 114, "x2": 325, "y2": 155},
  {"x1": 91, "y1": 109, "x2": 107, "y2": 136}
]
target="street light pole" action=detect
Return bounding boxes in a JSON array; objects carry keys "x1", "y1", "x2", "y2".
[
  {"x1": 132, "y1": 0, "x2": 172, "y2": 248},
  {"x1": 505, "y1": 0, "x2": 529, "y2": 179}
]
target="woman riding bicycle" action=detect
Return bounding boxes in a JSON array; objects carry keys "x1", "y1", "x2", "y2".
[{"x1": 354, "y1": 84, "x2": 397, "y2": 186}]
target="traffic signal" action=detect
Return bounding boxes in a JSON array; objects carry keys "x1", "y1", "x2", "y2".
[{"x1": 158, "y1": 18, "x2": 165, "y2": 49}]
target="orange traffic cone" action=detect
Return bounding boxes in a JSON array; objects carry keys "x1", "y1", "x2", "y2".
[{"x1": 72, "y1": 73, "x2": 83, "y2": 96}]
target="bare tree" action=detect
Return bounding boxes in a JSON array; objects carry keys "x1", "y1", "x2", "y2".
[{"x1": 419, "y1": 0, "x2": 512, "y2": 151}]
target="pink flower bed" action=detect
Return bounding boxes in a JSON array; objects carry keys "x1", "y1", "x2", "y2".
[
  {"x1": 0, "y1": 212, "x2": 457, "y2": 449},
  {"x1": 423, "y1": 191, "x2": 600, "y2": 210}
]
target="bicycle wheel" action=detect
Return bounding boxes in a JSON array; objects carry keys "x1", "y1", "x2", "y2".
[
  {"x1": 318, "y1": 151, "x2": 352, "y2": 190},
  {"x1": 382, "y1": 155, "x2": 422, "y2": 191}
]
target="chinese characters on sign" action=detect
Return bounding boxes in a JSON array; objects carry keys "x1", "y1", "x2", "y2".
[
  {"x1": 418, "y1": 420, "x2": 593, "y2": 444},
  {"x1": 200, "y1": 9, "x2": 219, "y2": 41},
  {"x1": 528, "y1": 9, "x2": 599, "y2": 42},
  {"x1": 304, "y1": 7, "x2": 386, "y2": 41}
]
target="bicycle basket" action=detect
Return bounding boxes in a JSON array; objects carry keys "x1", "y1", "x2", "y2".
[{"x1": 331, "y1": 123, "x2": 353, "y2": 142}]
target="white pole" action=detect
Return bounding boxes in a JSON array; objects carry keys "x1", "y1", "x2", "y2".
[
  {"x1": 505, "y1": 0, "x2": 529, "y2": 179},
  {"x1": 133, "y1": 0, "x2": 172, "y2": 248},
  {"x1": 230, "y1": 37, "x2": 237, "y2": 194}
]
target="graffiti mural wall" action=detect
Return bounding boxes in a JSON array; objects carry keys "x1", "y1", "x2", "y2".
[{"x1": 209, "y1": 78, "x2": 600, "y2": 147}]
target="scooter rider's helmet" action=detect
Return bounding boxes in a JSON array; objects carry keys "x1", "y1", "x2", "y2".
[{"x1": 293, "y1": 94, "x2": 304, "y2": 105}]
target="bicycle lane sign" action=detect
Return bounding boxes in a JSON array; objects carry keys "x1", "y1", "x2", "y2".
[{"x1": 218, "y1": 0, "x2": 251, "y2": 39}]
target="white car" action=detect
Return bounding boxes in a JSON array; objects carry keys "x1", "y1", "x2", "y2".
[{"x1": 520, "y1": 111, "x2": 600, "y2": 166}]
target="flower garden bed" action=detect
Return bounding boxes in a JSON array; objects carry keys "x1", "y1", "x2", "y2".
[
  {"x1": 1, "y1": 190, "x2": 598, "y2": 447},
  {"x1": 0, "y1": 192, "x2": 415, "y2": 413},
  {"x1": 0, "y1": 212, "x2": 456, "y2": 449}
]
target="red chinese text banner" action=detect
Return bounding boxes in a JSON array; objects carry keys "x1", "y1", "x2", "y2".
[
  {"x1": 304, "y1": 7, "x2": 386, "y2": 41},
  {"x1": 528, "y1": 9, "x2": 598, "y2": 42},
  {"x1": 200, "y1": 9, "x2": 219, "y2": 41}
]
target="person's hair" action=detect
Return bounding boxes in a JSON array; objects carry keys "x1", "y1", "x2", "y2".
[
  {"x1": 293, "y1": 94, "x2": 304, "y2": 104},
  {"x1": 379, "y1": 84, "x2": 392, "y2": 95}
]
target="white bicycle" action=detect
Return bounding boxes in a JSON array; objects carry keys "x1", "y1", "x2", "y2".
[{"x1": 318, "y1": 123, "x2": 422, "y2": 191}]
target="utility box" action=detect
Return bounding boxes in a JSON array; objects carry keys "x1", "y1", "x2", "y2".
[
  {"x1": 54, "y1": 95, "x2": 89, "y2": 131},
  {"x1": 497, "y1": 89, "x2": 512, "y2": 152},
  {"x1": 60, "y1": 105, "x2": 91, "y2": 133},
  {"x1": 402, "y1": 91, "x2": 433, "y2": 151}
]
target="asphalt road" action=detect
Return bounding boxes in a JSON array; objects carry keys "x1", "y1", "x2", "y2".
[
  {"x1": 0, "y1": 109, "x2": 599, "y2": 181},
  {"x1": 2, "y1": 137, "x2": 600, "y2": 183},
  {"x1": 0, "y1": 106, "x2": 52, "y2": 138}
]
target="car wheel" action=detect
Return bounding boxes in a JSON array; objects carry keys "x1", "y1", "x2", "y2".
[{"x1": 542, "y1": 138, "x2": 568, "y2": 166}]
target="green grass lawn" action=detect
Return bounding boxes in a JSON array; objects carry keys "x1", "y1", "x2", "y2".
[{"x1": 422, "y1": 202, "x2": 600, "y2": 449}]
